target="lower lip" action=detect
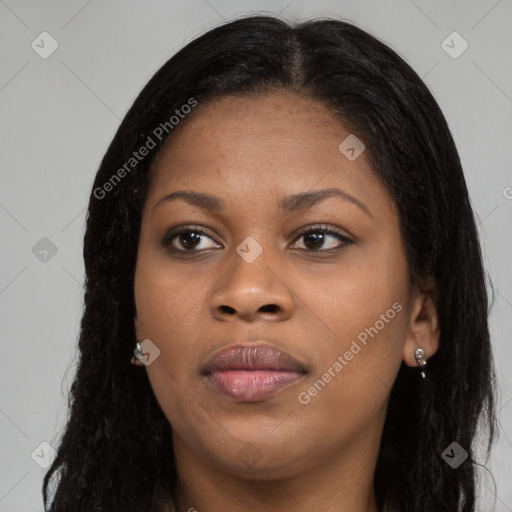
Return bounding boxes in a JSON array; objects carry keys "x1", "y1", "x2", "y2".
[{"x1": 206, "y1": 370, "x2": 304, "y2": 401}]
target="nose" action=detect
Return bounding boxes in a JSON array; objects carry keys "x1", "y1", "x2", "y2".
[{"x1": 209, "y1": 246, "x2": 294, "y2": 323}]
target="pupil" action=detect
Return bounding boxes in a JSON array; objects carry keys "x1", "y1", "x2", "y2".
[
  {"x1": 180, "y1": 232, "x2": 201, "y2": 249},
  {"x1": 304, "y1": 232, "x2": 324, "y2": 249}
]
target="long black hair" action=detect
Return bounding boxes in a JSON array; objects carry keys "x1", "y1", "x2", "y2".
[{"x1": 43, "y1": 14, "x2": 497, "y2": 511}]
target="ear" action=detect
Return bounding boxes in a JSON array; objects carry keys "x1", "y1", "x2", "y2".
[
  {"x1": 132, "y1": 315, "x2": 145, "y2": 367},
  {"x1": 402, "y1": 280, "x2": 440, "y2": 367}
]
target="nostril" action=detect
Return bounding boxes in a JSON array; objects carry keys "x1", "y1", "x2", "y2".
[
  {"x1": 259, "y1": 304, "x2": 278, "y2": 313},
  {"x1": 219, "y1": 305, "x2": 236, "y2": 314}
]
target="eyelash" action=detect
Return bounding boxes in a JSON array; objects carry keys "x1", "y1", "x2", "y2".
[{"x1": 161, "y1": 224, "x2": 353, "y2": 254}]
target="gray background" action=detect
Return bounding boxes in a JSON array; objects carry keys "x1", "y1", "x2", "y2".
[{"x1": 0, "y1": 0, "x2": 511, "y2": 510}]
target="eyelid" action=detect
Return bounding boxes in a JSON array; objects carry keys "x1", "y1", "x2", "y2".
[{"x1": 292, "y1": 223, "x2": 352, "y2": 241}]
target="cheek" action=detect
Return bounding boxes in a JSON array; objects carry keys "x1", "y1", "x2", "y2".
[
  {"x1": 295, "y1": 290, "x2": 406, "y2": 442},
  {"x1": 291, "y1": 246, "x2": 408, "y2": 411},
  {"x1": 292, "y1": 246, "x2": 408, "y2": 351},
  {"x1": 133, "y1": 257, "x2": 212, "y2": 404},
  {"x1": 134, "y1": 242, "x2": 208, "y2": 339}
]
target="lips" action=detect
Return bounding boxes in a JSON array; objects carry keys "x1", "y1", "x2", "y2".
[
  {"x1": 202, "y1": 344, "x2": 306, "y2": 401},
  {"x1": 203, "y1": 344, "x2": 306, "y2": 373}
]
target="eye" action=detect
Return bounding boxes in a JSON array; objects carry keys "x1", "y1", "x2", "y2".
[
  {"x1": 290, "y1": 224, "x2": 353, "y2": 252},
  {"x1": 161, "y1": 223, "x2": 353, "y2": 254},
  {"x1": 161, "y1": 226, "x2": 221, "y2": 252}
]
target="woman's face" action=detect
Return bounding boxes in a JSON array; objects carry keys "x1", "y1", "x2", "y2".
[{"x1": 133, "y1": 90, "x2": 437, "y2": 480}]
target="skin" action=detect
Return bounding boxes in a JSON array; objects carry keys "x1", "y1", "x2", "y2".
[{"x1": 133, "y1": 90, "x2": 440, "y2": 512}]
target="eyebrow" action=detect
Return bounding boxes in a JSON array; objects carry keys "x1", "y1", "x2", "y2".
[{"x1": 153, "y1": 188, "x2": 372, "y2": 218}]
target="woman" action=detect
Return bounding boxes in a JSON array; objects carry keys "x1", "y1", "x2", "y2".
[{"x1": 42, "y1": 15, "x2": 497, "y2": 512}]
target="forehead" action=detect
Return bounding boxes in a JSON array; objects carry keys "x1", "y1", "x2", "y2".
[
  {"x1": 151, "y1": 90, "x2": 345, "y2": 173},
  {"x1": 145, "y1": 91, "x2": 395, "y2": 218}
]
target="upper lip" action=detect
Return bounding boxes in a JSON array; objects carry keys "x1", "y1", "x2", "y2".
[{"x1": 202, "y1": 343, "x2": 307, "y2": 374}]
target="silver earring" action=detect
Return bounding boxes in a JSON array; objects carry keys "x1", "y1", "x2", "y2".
[
  {"x1": 131, "y1": 342, "x2": 143, "y2": 366},
  {"x1": 414, "y1": 347, "x2": 427, "y2": 378}
]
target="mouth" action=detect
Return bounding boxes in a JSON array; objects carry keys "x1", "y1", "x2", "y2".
[{"x1": 202, "y1": 343, "x2": 307, "y2": 402}]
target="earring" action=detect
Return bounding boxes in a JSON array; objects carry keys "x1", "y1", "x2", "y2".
[
  {"x1": 414, "y1": 347, "x2": 427, "y2": 378},
  {"x1": 131, "y1": 342, "x2": 144, "y2": 366}
]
